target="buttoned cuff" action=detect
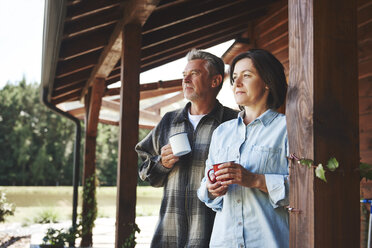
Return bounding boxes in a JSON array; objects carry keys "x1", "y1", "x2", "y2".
[
  {"x1": 265, "y1": 174, "x2": 286, "y2": 208},
  {"x1": 197, "y1": 178, "x2": 224, "y2": 211}
]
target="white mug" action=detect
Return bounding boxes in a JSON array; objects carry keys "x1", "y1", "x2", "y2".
[{"x1": 169, "y1": 132, "x2": 191, "y2": 156}]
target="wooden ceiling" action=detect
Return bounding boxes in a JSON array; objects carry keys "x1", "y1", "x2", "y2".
[{"x1": 45, "y1": 0, "x2": 278, "y2": 107}]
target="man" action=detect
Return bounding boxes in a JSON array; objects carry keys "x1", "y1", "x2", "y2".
[{"x1": 135, "y1": 49, "x2": 238, "y2": 248}]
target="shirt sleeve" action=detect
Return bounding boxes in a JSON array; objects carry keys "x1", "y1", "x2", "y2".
[
  {"x1": 265, "y1": 133, "x2": 289, "y2": 208},
  {"x1": 197, "y1": 129, "x2": 224, "y2": 211},
  {"x1": 135, "y1": 119, "x2": 171, "y2": 187},
  {"x1": 197, "y1": 176, "x2": 224, "y2": 211},
  {"x1": 264, "y1": 174, "x2": 289, "y2": 208}
]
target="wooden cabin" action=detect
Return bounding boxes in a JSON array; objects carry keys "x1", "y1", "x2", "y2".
[{"x1": 41, "y1": 0, "x2": 371, "y2": 247}]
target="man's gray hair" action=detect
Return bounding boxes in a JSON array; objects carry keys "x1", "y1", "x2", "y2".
[{"x1": 186, "y1": 49, "x2": 225, "y2": 80}]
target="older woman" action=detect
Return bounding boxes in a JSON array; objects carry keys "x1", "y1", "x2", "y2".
[{"x1": 197, "y1": 49, "x2": 289, "y2": 248}]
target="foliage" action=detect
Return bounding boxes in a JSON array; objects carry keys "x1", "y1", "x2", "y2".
[
  {"x1": 42, "y1": 224, "x2": 81, "y2": 248},
  {"x1": 81, "y1": 174, "x2": 97, "y2": 247},
  {"x1": 0, "y1": 80, "x2": 76, "y2": 185},
  {"x1": 360, "y1": 163, "x2": 372, "y2": 181},
  {"x1": 33, "y1": 208, "x2": 60, "y2": 224},
  {"x1": 290, "y1": 154, "x2": 339, "y2": 182},
  {"x1": 0, "y1": 79, "x2": 153, "y2": 186},
  {"x1": 0, "y1": 191, "x2": 15, "y2": 222},
  {"x1": 122, "y1": 222, "x2": 141, "y2": 248}
]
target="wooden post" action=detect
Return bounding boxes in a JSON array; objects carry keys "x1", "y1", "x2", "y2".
[
  {"x1": 81, "y1": 78, "x2": 105, "y2": 247},
  {"x1": 115, "y1": 22, "x2": 141, "y2": 248},
  {"x1": 287, "y1": 0, "x2": 359, "y2": 247}
]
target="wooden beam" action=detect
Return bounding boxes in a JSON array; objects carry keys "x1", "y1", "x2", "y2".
[
  {"x1": 80, "y1": 0, "x2": 160, "y2": 100},
  {"x1": 51, "y1": 91, "x2": 81, "y2": 105},
  {"x1": 52, "y1": 81, "x2": 85, "y2": 98},
  {"x1": 139, "y1": 110, "x2": 162, "y2": 122},
  {"x1": 54, "y1": 68, "x2": 92, "y2": 90},
  {"x1": 141, "y1": 18, "x2": 253, "y2": 60},
  {"x1": 65, "y1": 0, "x2": 121, "y2": 21},
  {"x1": 56, "y1": 49, "x2": 101, "y2": 78},
  {"x1": 287, "y1": 0, "x2": 359, "y2": 247},
  {"x1": 63, "y1": 5, "x2": 121, "y2": 38},
  {"x1": 104, "y1": 79, "x2": 182, "y2": 98},
  {"x1": 115, "y1": 22, "x2": 141, "y2": 248},
  {"x1": 101, "y1": 98, "x2": 120, "y2": 111},
  {"x1": 143, "y1": 0, "x2": 246, "y2": 31},
  {"x1": 142, "y1": 3, "x2": 267, "y2": 48},
  {"x1": 141, "y1": 32, "x2": 243, "y2": 72},
  {"x1": 59, "y1": 25, "x2": 113, "y2": 59},
  {"x1": 144, "y1": 91, "x2": 184, "y2": 112},
  {"x1": 81, "y1": 78, "x2": 105, "y2": 247}
]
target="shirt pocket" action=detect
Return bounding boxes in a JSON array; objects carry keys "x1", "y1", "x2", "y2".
[
  {"x1": 214, "y1": 147, "x2": 237, "y2": 164},
  {"x1": 250, "y1": 145, "x2": 281, "y2": 174}
]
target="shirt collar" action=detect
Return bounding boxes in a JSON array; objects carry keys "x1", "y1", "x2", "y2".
[
  {"x1": 237, "y1": 109, "x2": 279, "y2": 127},
  {"x1": 173, "y1": 100, "x2": 224, "y2": 124}
]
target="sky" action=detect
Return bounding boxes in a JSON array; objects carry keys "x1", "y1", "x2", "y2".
[{"x1": 0, "y1": 0, "x2": 234, "y2": 91}]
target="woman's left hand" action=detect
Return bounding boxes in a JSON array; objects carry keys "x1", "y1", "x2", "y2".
[{"x1": 215, "y1": 162, "x2": 268, "y2": 192}]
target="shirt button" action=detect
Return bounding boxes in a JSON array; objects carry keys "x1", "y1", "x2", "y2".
[
  {"x1": 237, "y1": 199, "x2": 241, "y2": 203},
  {"x1": 236, "y1": 155, "x2": 239, "y2": 159},
  {"x1": 240, "y1": 244, "x2": 244, "y2": 248},
  {"x1": 238, "y1": 222, "x2": 242, "y2": 226}
]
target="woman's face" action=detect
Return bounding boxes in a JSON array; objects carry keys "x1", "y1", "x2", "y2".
[{"x1": 232, "y1": 58, "x2": 269, "y2": 108}]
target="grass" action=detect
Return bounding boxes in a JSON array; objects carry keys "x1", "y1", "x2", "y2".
[{"x1": 0, "y1": 186, "x2": 162, "y2": 225}]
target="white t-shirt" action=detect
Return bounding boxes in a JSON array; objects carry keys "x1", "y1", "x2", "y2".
[{"x1": 188, "y1": 111, "x2": 206, "y2": 130}]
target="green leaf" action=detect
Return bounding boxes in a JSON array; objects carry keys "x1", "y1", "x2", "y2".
[
  {"x1": 360, "y1": 163, "x2": 372, "y2": 171},
  {"x1": 326, "y1": 157, "x2": 339, "y2": 172},
  {"x1": 315, "y1": 164, "x2": 327, "y2": 182},
  {"x1": 299, "y1": 159, "x2": 314, "y2": 168},
  {"x1": 360, "y1": 163, "x2": 372, "y2": 180}
]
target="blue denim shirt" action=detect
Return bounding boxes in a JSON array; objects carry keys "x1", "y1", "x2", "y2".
[{"x1": 197, "y1": 109, "x2": 289, "y2": 248}]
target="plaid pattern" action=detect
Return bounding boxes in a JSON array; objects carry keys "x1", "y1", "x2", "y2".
[{"x1": 136, "y1": 101, "x2": 237, "y2": 248}]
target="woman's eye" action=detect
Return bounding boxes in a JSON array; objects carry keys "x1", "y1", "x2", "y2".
[{"x1": 243, "y1": 73, "x2": 250, "y2": 78}]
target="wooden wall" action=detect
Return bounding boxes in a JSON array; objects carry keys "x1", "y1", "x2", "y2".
[
  {"x1": 254, "y1": 0, "x2": 288, "y2": 75},
  {"x1": 358, "y1": 0, "x2": 372, "y2": 165},
  {"x1": 358, "y1": 0, "x2": 372, "y2": 246},
  {"x1": 251, "y1": 0, "x2": 371, "y2": 165}
]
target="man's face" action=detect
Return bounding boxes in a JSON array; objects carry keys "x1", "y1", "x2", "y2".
[{"x1": 182, "y1": 59, "x2": 213, "y2": 102}]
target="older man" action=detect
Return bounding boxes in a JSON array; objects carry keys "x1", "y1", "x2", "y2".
[{"x1": 136, "y1": 49, "x2": 237, "y2": 248}]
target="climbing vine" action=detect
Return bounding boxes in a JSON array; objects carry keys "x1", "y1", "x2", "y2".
[{"x1": 288, "y1": 154, "x2": 339, "y2": 182}]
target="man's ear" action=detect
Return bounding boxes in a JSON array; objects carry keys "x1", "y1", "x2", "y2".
[{"x1": 212, "y1": 75, "x2": 223, "y2": 88}]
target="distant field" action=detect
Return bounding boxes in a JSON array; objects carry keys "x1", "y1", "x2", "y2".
[{"x1": 0, "y1": 186, "x2": 162, "y2": 224}]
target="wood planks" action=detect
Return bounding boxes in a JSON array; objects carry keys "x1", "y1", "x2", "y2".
[
  {"x1": 287, "y1": 0, "x2": 360, "y2": 247},
  {"x1": 115, "y1": 23, "x2": 141, "y2": 248}
]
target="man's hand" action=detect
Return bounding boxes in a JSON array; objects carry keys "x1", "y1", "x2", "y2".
[{"x1": 160, "y1": 144, "x2": 179, "y2": 168}]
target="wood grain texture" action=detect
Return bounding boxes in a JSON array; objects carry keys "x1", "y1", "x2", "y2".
[
  {"x1": 287, "y1": 0, "x2": 315, "y2": 246},
  {"x1": 115, "y1": 23, "x2": 141, "y2": 248},
  {"x1": 288, "y1": 0, "x2": 360, "y2": 247}
]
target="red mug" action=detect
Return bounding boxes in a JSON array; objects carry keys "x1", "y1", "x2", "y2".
[{"x1": 207, "y1": 162, "x2": 228, "y2": 183}]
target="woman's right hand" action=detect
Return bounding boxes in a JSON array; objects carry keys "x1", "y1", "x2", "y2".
[{"x1": 206, "y1": 178, "x2": 228, "y2": 198}]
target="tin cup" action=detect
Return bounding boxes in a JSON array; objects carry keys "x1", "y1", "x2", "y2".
[{"x1": 169, "y1": 132, "x2": 191, "y2": 156}]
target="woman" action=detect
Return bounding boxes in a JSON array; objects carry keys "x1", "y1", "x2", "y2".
[{"x1": 197, "y1": 49, "x2": 289, "y2": 248}]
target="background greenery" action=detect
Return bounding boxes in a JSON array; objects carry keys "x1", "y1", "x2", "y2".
[
  {"x1": 0, "y1": 79, "x2": 151, "y2": 186},
  {"x1": 0, "y1": 186, "x2": 162, "y2": 224}
]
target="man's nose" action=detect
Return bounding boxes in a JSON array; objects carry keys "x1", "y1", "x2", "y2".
[{"x1": 183, "y1": 74, "x2": 191, "y2": 83}]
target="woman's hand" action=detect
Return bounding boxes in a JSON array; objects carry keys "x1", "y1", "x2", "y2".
[
  {"x1": 160, "y1": 144, "x2": 179, "y2": 168},
  {"x1": 206, "y1": 179, "x2": 228, "y2": 198},
  {"x1": 215, "y1": 162, "x2": 268, "y2": 192}
]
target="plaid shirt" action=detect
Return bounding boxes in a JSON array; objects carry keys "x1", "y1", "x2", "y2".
[{"x1": 136, "y1": 100, "x2": 237, "y2": 248}]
